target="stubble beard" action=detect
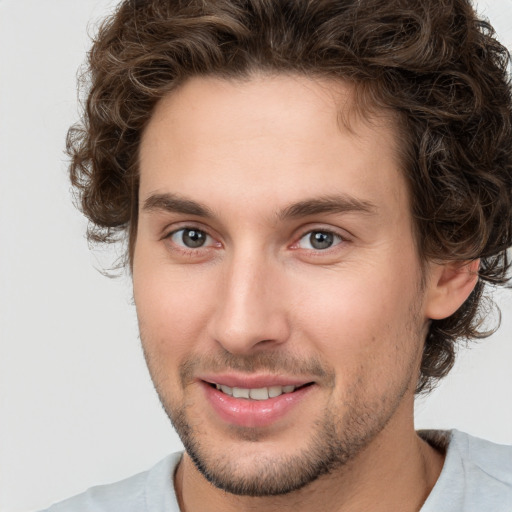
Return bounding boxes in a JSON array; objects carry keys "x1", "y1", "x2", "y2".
[
  {"x1": 139, "y1": 277, "x2": 425, "y2": 497},
  {"x1": 169, "y1": 392, "x2": 393, "y2": 496},
  {"x1": 142, "y1": 346, "x2": 418, "y2": 497}
]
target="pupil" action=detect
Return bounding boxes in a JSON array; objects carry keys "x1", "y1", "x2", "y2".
[
  {"x1": 310, "y1": 231, "x2": 333, "y2": 250},
  {"x1": 183, "y1": 229, "x2": 206, "y2": 248}
]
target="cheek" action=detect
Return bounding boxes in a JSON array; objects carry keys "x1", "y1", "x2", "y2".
[
  {"x1": 133, "y1": 257, "x2": 218, "y2": 368},
  {"x1": 291, "y1": 260, "x2": 422, "y2": 388}
]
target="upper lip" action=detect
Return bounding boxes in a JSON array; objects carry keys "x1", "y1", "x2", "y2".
[{"x1": 198, "y1": 373, "x2": 315, "y2": 389}]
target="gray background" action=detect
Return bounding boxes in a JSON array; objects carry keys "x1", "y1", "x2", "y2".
[{"x1": 0, "y1": 1, "x2": 511, "y2": 510}]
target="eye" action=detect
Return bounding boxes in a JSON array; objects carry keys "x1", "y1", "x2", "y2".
[
  {"x1": 297, "y1": 230, "x2": 343, "y2": 250},
  {"x1": 169, "y1": 228, "x2": 211, "y2": 249}
]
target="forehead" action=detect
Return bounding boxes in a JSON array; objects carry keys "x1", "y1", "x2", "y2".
[{"x1": 138, "y1": 74, "x2": 408, "y2": 224}]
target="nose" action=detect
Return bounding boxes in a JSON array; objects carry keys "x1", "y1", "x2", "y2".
[{"x1": 208, "y1": 251, "x2": 291, "y2": 355}]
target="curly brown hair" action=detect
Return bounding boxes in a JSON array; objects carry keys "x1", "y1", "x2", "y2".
[{"x1": 68, "y1": 0, "x2": 512, "y2": 393}]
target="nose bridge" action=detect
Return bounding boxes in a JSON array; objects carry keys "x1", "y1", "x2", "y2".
[{"x1": 209, "y1": 244, "x2": 289, "y2": 353}]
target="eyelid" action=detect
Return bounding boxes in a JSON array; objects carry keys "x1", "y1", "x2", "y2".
[
  {"x1": 162, "y1": 221, "x2": 215, "y2": 241},
  {"x1": 162, "y1": 223, "x2": 223, "y2": 253},
  {"x1": 298, "y1": 231, "x2": 343, "y2": 250},
  {"x1": 291, "y1": 225, "x2": 350, "y2": 248},
  {"x1": 169, "y1": 228, "x2": 213, "y2": 247},
  {"x1": 161, "y1": 222, "x2": 349, "y2": 254}
]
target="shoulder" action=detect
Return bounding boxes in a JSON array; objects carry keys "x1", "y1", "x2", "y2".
[
  {"x1": 39, "y1": 452, "x2": 183, "y2": 512},
  {"x1": 421, "y1": 430, "x2": 512, "y2": 512},
  {"x1": 450, "y1": 429, "x2": 512, "y2": 486}
]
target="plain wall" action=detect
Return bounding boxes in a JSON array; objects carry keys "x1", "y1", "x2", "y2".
[{"x1": 0, "y1": 1, "x2": 511, "y2": 510}]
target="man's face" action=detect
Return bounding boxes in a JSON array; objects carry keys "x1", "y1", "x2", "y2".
[{"x1": 133, "y1": 75, "x2": 434, "y2": 496}]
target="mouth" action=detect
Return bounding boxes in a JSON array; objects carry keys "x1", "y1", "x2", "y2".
[
  {"x1": 207, "y1": 382, "x2": 314, "y2": 400},
  {"x1": 200, "y1": 377, "x2": 316, "y2": 428}
]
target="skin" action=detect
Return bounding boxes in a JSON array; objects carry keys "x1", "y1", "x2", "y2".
[{"x1": 133, "y1": 74, "x2": 478, "y2": 511}]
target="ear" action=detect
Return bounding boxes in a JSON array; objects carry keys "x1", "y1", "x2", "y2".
[{"x1": 424, "y1": 259, "x2": 480, "y2": 320}]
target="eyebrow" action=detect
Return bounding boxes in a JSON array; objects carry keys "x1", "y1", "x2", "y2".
[
  {"x1": 143, "y1": 193, "x2": 214, "y2": 218},
  {"x1": 277, "y1": 194, "x2": 377, "y2": 220},
  {"x1": 142, "y1": 192, "x2": 376, "y2": 220}
]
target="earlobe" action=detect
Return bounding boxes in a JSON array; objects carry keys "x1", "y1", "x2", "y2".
[{"x1": 425, "y1": 259, "x2": 480, "y2": 320}]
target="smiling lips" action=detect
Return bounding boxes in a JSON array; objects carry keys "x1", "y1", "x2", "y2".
[
  {"x1": 213, "y1": 383, "x2": 299, "y2": 400},
  {"x1": 200, "y1": 377, "x2": 315, "y2": 428}
]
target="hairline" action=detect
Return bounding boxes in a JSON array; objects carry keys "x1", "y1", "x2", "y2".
[{"x1": 127, "y1": 71, "x2": 423, "y2": 269}]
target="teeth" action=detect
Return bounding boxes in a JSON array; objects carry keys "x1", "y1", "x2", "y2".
[
  {"x1": 214, "y1": 384, "x2": 297, "y2": 400},
  {"x1": 249, "y1": 387, "x2": 269, "y2": 400},
  {"x1": 268, "y1": 386, "x2": 283, "y2": 398},
  {"x1": 220, "y1": 385, "x2": 232, "y2": 395},
  {"x1": 232, "y1": 387, "x2": 250, "y2": 398}
]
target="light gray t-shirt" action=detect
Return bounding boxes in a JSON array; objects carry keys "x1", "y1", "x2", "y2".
[{"x1": 40, "y1": 430, "x2": 512, "y2": 512}]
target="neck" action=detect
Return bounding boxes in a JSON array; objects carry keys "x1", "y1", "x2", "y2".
[{"x1": 174, "y1": 405, "x2": 445, "y2": 512}]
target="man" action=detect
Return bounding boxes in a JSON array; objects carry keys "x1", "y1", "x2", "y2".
[{"x1": 44, "y1": 0, "x2": 512, "y2": 510}]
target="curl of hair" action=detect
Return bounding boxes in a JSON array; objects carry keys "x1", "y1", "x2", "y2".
[{"x1": 67, "y1": 0, "x2": 512, "y2": 394}]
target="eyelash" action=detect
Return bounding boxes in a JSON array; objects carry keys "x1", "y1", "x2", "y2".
[
  {"x1": 293, "y1": 229, "x2": 346, "y2": 252},
  {"x1": 164, "y1": 227, "x2": 219, "y2": 255},
  {"x1": 163, "y1": 226, "x2": 348, "y2": 257}
]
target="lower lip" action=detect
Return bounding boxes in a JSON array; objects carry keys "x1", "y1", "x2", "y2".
[{"x1": 201, "y1": 382, "x2": 314, "y2": 428}]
